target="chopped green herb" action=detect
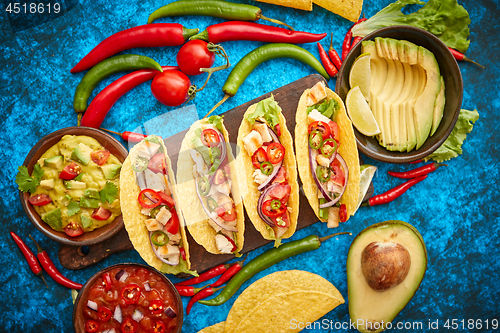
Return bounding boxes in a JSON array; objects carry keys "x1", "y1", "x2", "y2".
[
  {"x1": 99, "y1": 181, "x2": 118, "y2": 204},
  {"x1": 67, "y1": 201, "x2": 81, "y2": 217},
  {"x1": 15, "y1": 164, "x2": 44, "y2": 194}
]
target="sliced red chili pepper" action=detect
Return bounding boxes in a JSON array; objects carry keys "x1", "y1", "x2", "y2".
[
  {"x1": 339, "y1": 204, "x2": 347, "y2": 222},
  {"x1": 97, "y1": 306, "x2": 112, "y2": 322},
  {"x1": 102, "y1": 272, "x2": 112, "y2": 292},
  {"x1": 91, "y1": 207, "x2": 112, "y2": 221},
  {"x1": 121, "y1": 316, "x2": 139, "y2": 333},
  {"x1": 201, "y1": 128, "x2": 220, "y2": 147},
  {"x1": 262, "y1": 199, "x2": 286, "y2": 217},
  {"x1": 121, "y1": 284, "x2": 141, "y2": 304},
  {"x1": 59, "y1": 162, "x2": 81, "y2": 180},
  {"x1": 28, "y1": 193, "x2": 52, "y2": 206},
  {"x1": 266, "y1": 142, "x2": 285, "y2": 164},
  {"x1": 308, "y1": 121, "x2": 331, "y2": 139},
  {"x1": 138, "y1": 189, "x2": 162, "y2": 209},
  {"x1": 149, "y1": 300, "x2": 164, "y2": 315},
  {"x1": 148, "y1": 153, "x2": 167, "y2": 174},
  {"x1": 251, "y1": 147, "x2": 269, "y2": 169},
  {"x1": 90, "y1": 150, "x2": 110, "y2": 165},
  {"x1": 151, "y1": 320, "x2": 167, "y2": 333},
  {"x1": 85, "y1": 319, "x2": 100, "y2": 333}
]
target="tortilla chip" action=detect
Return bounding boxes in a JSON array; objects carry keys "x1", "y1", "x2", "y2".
[
  {"x1": 255, "y1": 0, "x2": 312, "y2": 11},
  {"x1": 295, "y1": 86, "x2": 360, "y2": 222},
  {"x1": 176, "y1": 119, "x2": 245, "y2": 254},
  {"x1": 313, "y1": 0, "x2": 363, "y2": 22},
  {"x1": 120, "y1": 136, "x2": 191, "y2": 272},
  {"x1": 198, "y1": 322, "x2": 226, "y2": 333},
  {"x1": 224, "y1": 270, "x2": 344, "y2": 333},
  {"x1": 236, "y1": 106, "x2": 299, "y2": 241}
]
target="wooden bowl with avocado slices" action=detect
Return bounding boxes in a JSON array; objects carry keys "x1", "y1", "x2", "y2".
[
  {"x1": 19, "y1": 126, "x2": 128, "y2": 246},
  {"x1": 336, "y1": 25, "x2": 463, "y2": 163}
]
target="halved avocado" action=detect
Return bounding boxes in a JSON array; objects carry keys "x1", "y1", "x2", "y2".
[{"x1": 347, "y1": 221, "x2": 427, "y2": 333}]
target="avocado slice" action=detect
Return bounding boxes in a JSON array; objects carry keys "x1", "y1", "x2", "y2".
[
  {"x1": 42, "y1": 208, "x2": 62, "y2": 231},
  {"x1": 40, "y1": 179, "x2": 55, "y2": 190},
  {"x1": 63, "y1": 180, "x2": 86, "y2": 190},
  {"x1": 44, "y1": 155, "x2": 63, "y2": 169},
  {"x1": 347, "y1": 221, "x2": 427, "y2": 333},
  {"x1": 71, "y1": 143, "x2": 93, "y2": 165},
  {"x1": 405, "y1": 65, "x2": 426, "y2": 152},
  {"x1": 101, "y1": 164, "x2": 122, "y2": 180},
  {"x1": 431, "y1": 76, "x2": 445, "y2": 136}
]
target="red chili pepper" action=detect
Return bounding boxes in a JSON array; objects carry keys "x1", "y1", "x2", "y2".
[
  {"x1": 366, "y1": 175, "x2": 427, "y2": 206},
  {"x1": 350, "y1": 36, "x2": 363, "y2": 50},
  {"x1": 81, "y1": 66, "x2": 178, "y2": 128},
  {"x1": 388, "y1": 162, "x2": 447, "y2": 179},
  {"x1": 186, "y1": 286, "x2": 223, "y2": 315},
  {"x1": 175, "y1": 263, "x2": 231, "y2": 286},
  {"x1": 99, "y1": 128, "x2": 149, "y2": 143},
  {"x1": 193, "y1": 21, "x2": 327, "y2": 44},
  {"x1": 10, "y1": 232, "x2": 48, "y2": 288},
  {"x1": 409, "y1": 159, "x2": 422, "y2": 164},
  {"x1": 341, "y1": 18, "x2": 367, "y2": 60},
  {"x1": 211, "y1": 254, "x2": 248, "y2": 288},
  {"x1": 175, "y1": 285, "x2": 207, "y2": 297},
  {"x1": 317, "y1": 42, "x2": 338, "y2": 78},
  {"x1": 448, "y1": 47, "x2": 484, "y2": 68},
  {"x1": 71, "y1": 24, "x2": 198, "y2": 73},
  {"x1": 328, "y1": 34, "x2": 342, "y2": 70},
  {"x1": 29, "y1": 235, "x2": 83, "y2": 290}
]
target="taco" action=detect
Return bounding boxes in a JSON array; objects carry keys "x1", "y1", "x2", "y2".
[
  {"x1": 176, "y1": 116, "x2": 245, "y2": 255},
  {"x1": 236, "y1": 95, "x2": 299, "y2": 247},
  {"x1": 120, "y1": 135, "x2": 195, "y2": 276},
  {"x1": 295, "y1": 81, "x2": 360, "y2": 228}
]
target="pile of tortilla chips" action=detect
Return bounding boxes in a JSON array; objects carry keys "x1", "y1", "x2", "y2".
[
  {"x1": 197, "y1": 270, "x2": 344, "y2": 333},
  {"x1": 255, "y1": 0, "x2": 362, "y2": 22}
]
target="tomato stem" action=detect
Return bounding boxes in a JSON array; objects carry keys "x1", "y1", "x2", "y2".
[{"x1": 198, "y1": 43, "x2": 231, "y2": 92}]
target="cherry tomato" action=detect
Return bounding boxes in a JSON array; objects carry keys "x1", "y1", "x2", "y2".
[
  {"x1": 262, "y1": 199, "x2": 286, "y2": 217},
  {"x1": 149, "y1": 300, "x2": 164, "y2": 315},
  {"x1": 121, "y1": 284, "x2": 141, "y2": 305},
  {"x1": 213, "y1": 168, "x2": 226, "y2": 185},
  {"x1": 63, "y1": 221, "x2": 84, "y2": 237},
  {"x1": 165, "y1": 209, "x2": 180, "y2": 234},
  {"x1": 307, "y1": 121, "x2": 331, "y2": 139},
  {"x1": 157, "y1": 192, "x2": 175, "y2": 209},
  {"x1": 28, "y1": 193, "x2": 52, "y2": 206},
  {"x1": 102, "y1": 272, "x2": 112, "y2": 292},
  {"x1": 151, "y1": 320, "x2": 167, "y2": 333},
  {"x1": 339, "y1": 203, "x2": 347, "y2": 222},
  {"x1": 201, "y1": 128, "x2": 220, "y2": 147},
  {"x1": 330, "y1": 160, "x2": 346, "y2": 187},
  {"x1": 275, "y1": 123, "x2": 282, "y2": 136},
  {"x1": 177, "y1": 40, "x2": 215, "y2": 76},
  {"x1": 266, "y1": 142, "x2": 285, "y2": 164},
  {"x1": 268, "y1": 184, "x2": 291, "y2": 205},
  {"x1": 272, "y1": 167, "x2": 287, "y2": 184},
  {"x1": 151, "y1": 70, "x2": 192, "y2": 107},
  {"x1": 138, "y1": 189, "x2": 162, "y2": 209},
  {"x1": 148, "y1": 153, "x2": 167, "y2": 174},
  {"x1": 59, "y1": 162, "x2": 81, "y2": 180},
  {"x1": 85, "y1": 319, "x2": 99, "y2": 333},
  {"x1": 90, "y1": 150, "x2": 110, "y2": 166},
  {"x1": 328, "y1": 121, "x2": 340, "y2": 141},
  {"x1": 91, "y1": 207, "x2": 112, "y2": 220},
  {"x1": 251, "y1": 147, "x2": 268, "y2": 169},
  {"x1": 216, "y1": 202, "x2": 237, "y2": 221},
  {"x1": 122, "y1": 317, "x2": 139, "y2": 333},
  {"x1": 97, "y1": 306, "x2": 112, "y2": 322}
]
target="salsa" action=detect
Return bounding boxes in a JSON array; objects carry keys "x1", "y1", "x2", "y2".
[{"x1": 82, "y1": 266, "x2": 180, "y2": 333}]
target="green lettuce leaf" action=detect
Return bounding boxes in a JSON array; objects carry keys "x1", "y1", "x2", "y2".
[
  {"x1": 423, "y1": 109, "x2": 479, "y2": 163},
  {"x1": 307, "y1": 99, "x2": 340, "y2": 119},
  {"x1": 245, "y1": 94, "x2": 281, "y2": 128},
  {"x1": 208, "y1": 115, "x2": 224, "y2": 132},
  {"x1": 161, "y1": 257, "x2": 198, "y2": 277},
  {"x1": 352, "y1": 0, "x2": 471, "y2": 53}
]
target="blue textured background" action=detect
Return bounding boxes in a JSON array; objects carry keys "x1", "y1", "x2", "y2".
[{"x1": 1, "y1": 0, "x2": 499, "y2": 332}]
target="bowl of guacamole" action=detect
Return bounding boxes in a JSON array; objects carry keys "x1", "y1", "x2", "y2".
[{"x1": 18, "y1": 127, "x2": 128, "y2": 246}]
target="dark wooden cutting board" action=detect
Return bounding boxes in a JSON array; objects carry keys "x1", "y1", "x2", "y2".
[{"x1": 59, "y1": 74, "x2": 373, "y2": 274}]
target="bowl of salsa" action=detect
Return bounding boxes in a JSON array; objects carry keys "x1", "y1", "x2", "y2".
[
  {"x1": 18, "y1": 126, "x2": 128, "y2": 246},
  {"x1": 73, "y1": 263, "x2": 183, "y2": 333}
]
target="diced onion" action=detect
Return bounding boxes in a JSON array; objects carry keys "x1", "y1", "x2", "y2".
[
  {"x1": 144, "y1": 282, "x2": 151, "y2": 291},
  {"x1": 164, "y1": 306, "x2": 177, "y2": 318},
  {"x1": 115, "y1": 270, "x2": 129, "y2": 282},
  {"x1": 113, "y1": 305, "x2": 122, "y2": 324},
  {"x1": 86, "y1": 300, "x2": 98, "y2": 311},
  {"x1": 132, "y1": 309, "x2": 144, "y2": 322}
]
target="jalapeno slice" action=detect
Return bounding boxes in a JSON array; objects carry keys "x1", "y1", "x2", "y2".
[
  {"x1": 270, "y1": 199, "x2": 281, "y2": 210},
  {"x1": 316, "y1": 166, "x2": 330, "y2": 182},
  {"x1": 207, "y1": 197, "x2": 218, "y2": 212},
  {"x1": 150, "y1": 205, "x2": 167, "y2": 218},
  {"x1": 321, "y1": 139, "x2": 337, "y2": 157},
  {"x1": 151, "y1": 230, "x2": 169, "y2": 246},
  {"x1": 132, "y1": 156, "x2": 149, "y2": 172},
  {"x1": 197, "y1": 176, "x2": 210, "y2": 196},
  {"x1": 210, "y1": 146, "x2": 221, "y2": 162},
  {"x1": 260, "y1": 161, "x2": 274, "y2": 175},
  {"x1": 309, "y1": 131, "x2": 323, "y2": 150}
]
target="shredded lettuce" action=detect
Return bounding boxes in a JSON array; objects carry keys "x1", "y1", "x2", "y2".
[
  {"x1": 307, "y1": 99, "x2": 340, "y2": 120},
  {"x1": 245, "y1": 94, "x2": 281, "y2": 128},
  {"x1": 208, "y1": 115, "x2": 224, "y2": 132},
  {"x1": 161, "y1": 257, "x2": 198, "y2": 277},
  {"x1": 352, "y1": 0, "x2": 471, "y2": 53},
  {"x1": 192, "y1": 128, "x2": 212, "y2": 166},
  {"x1": 424, "y1": 109, "x2": 479, "y2": 163}
]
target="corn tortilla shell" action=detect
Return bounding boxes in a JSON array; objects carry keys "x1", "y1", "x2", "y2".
[
  {"x1": 198, "y1": 322, "x2": 226, "y2": 333},
  {"x1": 236, "y1": 105, "x2": 299, "y2": 241},
  {"x1": 176, "y1": 119, "x2": 245, "y2": 254},
  {"x1": 224, "y1": 270, "x2": 344, "y2": 333},
  {"x1": 119, "y1": 136, "x2": 191, "y2": 272},
  {"x1": 255, "y1": 0, "x2": 312, "y2": 11},
  {"x1": 313, "y1": 0, "x2": 363, "y2": 22},
  {"x1": 295, "y1": 87, "x2": 360, "y2": 222}
]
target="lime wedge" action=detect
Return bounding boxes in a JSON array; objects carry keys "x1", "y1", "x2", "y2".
[
  {"x1": 346, "y1": 86, "x2": 381, "y2": 136},
  {"x1": 355, "y1": 164, "x2": 377, "y2": 211},
  {"x1": 349, "y1": 52, "x2": 371, "y2": 101}
]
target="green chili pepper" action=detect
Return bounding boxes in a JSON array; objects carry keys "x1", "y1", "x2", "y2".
[
  {"x1": 260, "y1": 161, "x2": 273, "y2": 175},
  {"x1": 150, "y1": 205, "x2": 167, "y2": 218},
  {"x1": 316, "y1": 166, "x2": 330, "y2": 182},
  {"x1": 318, "y1": 198, "x2": 328, "y2": 220},
  {"x1": 309, "y1": 131, "x2": 323, "y2": 150},
  {"x1": 132, "y1": 156, "x2": 149, "y2": 172},
  {"x1": 73, "y1": 54, "x2": 163, "y2": 118},
  {"x1": 198, "y1": 232, "x2": 351, "y2": 306},
  {"x1": 270, "y1": 199, "x2": 281, "y2": 210},
  {"x1": 198, "y1": 176, "x2": 211, "y2": 196},
  {"x1": 210, "y1": 146, "x2": 221, "y2": 163},
  {"x1": 321, "y1": 139, "x2": 337, "y2": 157},
  {"x1": 207, "y1": 197, "x2": 218, "y2": 212},
  {"x1": 151, "y1": 230, "x2": 169, "y2": 246}
]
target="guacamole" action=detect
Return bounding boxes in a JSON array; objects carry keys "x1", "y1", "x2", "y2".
[{"x1": 31, "y1": 135, "x2": 122, "y2": 236}]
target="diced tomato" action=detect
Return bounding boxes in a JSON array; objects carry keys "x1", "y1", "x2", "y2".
[
  {"x1": 180, "y1": 247, "x2": 186, "y2": 261},
  {"x1": 138, "y1": 189, "x2": 162, "y2": 209},
  {"x1": 327, "y1": 121, "x2": 340, "y2": 141},
  {"x1": 339, "y1": 204, "x2": 347, "y2": 222},
  {"x1": 63, "y1": 221, "x2": 84, "y2": 237},
  {"x1": 164, "y1": 209, "x2": 180, "y2": 234},
  {"x1": 251, "y1": 147, "x2": 268, "y2": 169},
  {"x1": 121, "y1": 284, "x2": 141, "y2": 305},
  {"x1": 148, "y1": 153, "x2": 167, "y2": 174},
  {"x1": 59, "y1": 162, "x2": 81, "y2": 180},
  {"x1": 122, "y1": 317, "x2": 139, "y2": 333},
  {"x1": 201, "y1": 128, "x2": 220, "y2": 147},
  {"x1": 330, "y1": 160, "x2": 346, "y2": 187},
  {"x1": 149, "y1": 300, "x2": 164, "y2": 315},
  {"x1": 216, "y1": 203, "x2": 237, "y2": 221},
  {"x1": 275, "y1": 123, "x2": 281, "y2": 137},
  {"x1": 272, "y1": 167, "x2": 287, "y2": 184},
  {"x1": 90, "y1": 150, "x2": 110, "y2": 166},
  {"x1": 307, "y1": 121, "x2": 330, "y2": 139},
  {"x1": 268, "y1": 184, "x2": 291, "y2": 205},
  {"x1": 85, "y1": 319, "x2": 99, "y2": 333},
  {"x1": 213, "y1": 168, "x2": 226, "y2": 185},
  {"x1": 223, "y1": 234, "x2": 237, "y2": 252},
  {"x1": 28, "y1": 193, "x2": 52, "y2": 206},
  {"x1": 91, "y1": 207, "x2": 112, "y2": 221},
  {"x1": 102, "y1": 273, "x2": 112, "y2": 292},
  {"x1": 97, "y1": 306, "x2": 112, "y2": 322},
  {"x1": 151, "y1": 320, "x2": 167, "y2": 333},
  {"x1": 157, "y1": 192, "x2": 175, "y2": 209},
  {"x1": 262, "y1": 199, "x2": 286, "y2": 218},
  {"x1": 270, "y1": 211, "x2": 290, "y2": 228},
  {"x1": 266, "y1": 142, "x2": 285, "y2": 164}
]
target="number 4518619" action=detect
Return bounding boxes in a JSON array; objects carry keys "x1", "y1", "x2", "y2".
[
  {"x1": 5, "y1": 2, "x2": 61, "y2": 14},
  {"x1": 444, "y1": 319, "x2": 498, "y2": 330}
]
